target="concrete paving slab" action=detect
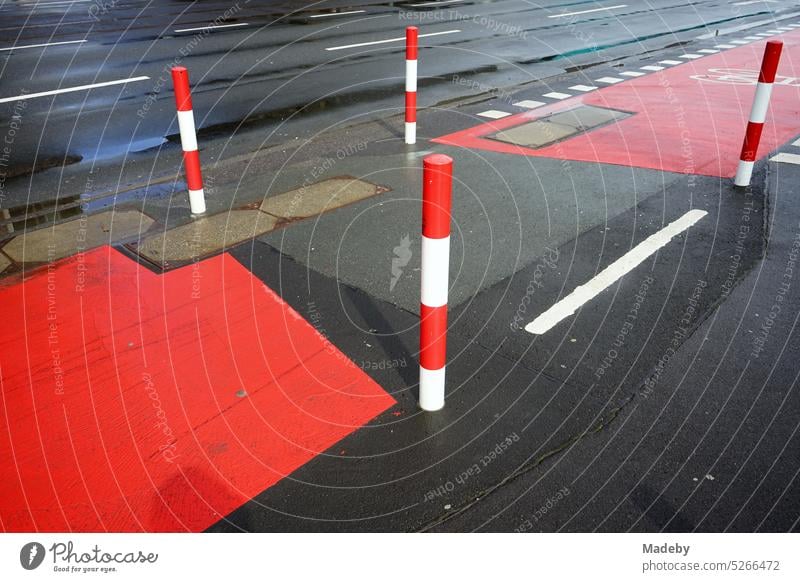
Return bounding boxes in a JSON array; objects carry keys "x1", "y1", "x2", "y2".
[
  {"x1": 260, "y1": 177, "x2": 386, "y2": 220},
  {"x1": 1, "y1": 210, "x2": 153, "y2": 263},
  {"x1": 548, "y1": 105, "x2": 631, "y2": 130},
  {"x1": 136, "y1": 209, "x2": 278, "y2": 267}
]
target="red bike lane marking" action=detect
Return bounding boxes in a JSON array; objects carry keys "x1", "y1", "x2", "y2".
[
  {"x1": 0, "y1": 246, "x2": 395, "y2": 532},
  {"x1": 433, "y1": 34, "x2": 800, "y2": 177}
]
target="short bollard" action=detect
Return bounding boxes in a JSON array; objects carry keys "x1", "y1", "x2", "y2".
[
  {"x1": 734, "y1": 40, "x2": 783, "y2": 187},
  {"x1": 405, "y1": 26, "x2": 418, "y2": 145},
  {"x1": 419, "y1": 154, "x2": 453, "y2": 411},
  {"x1": 171, "y1": 66, "x2": 207, "y2": 215}
]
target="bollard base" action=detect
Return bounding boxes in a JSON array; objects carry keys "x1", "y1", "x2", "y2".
[
  {"x1": 419, "y1": 365, "x2": 445, "y2": 411},
  {"x1": 188, "y1": 188, "x2": 207, "y2": 216}
]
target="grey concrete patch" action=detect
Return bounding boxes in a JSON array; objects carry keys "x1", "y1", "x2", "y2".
[
  {"x1": 0, "y1": 252, "x2": 10, "y2": 274},
  {"x1": 261, "y1": 177, "x2": 387, "y2": 219},
  {"x1": 2, "y1": 210, "x2": 154, "y2": 263},
  {"x1": 259, "y1": 146, "x2": 683, "y2": 314},
  {"x1": 548, "y1": 105, "x2": 632, "y2": 130},
  {"x1": 136, "y1": 209, "x2": 278, "y2": 266}
]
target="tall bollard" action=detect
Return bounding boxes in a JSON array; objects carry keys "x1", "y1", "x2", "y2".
[
  {"x1": 734, "y1": 40, "x2": 783, "y2": 187},
  {"x1": 171, "y1": 66, "x2": 207, "y2": 215},
  {"x1": 405, "y1": 26, "x2": 418, "y2": 145},
  {"x1": 419, "y1": 154, "x2": 453, "y2": 411}
]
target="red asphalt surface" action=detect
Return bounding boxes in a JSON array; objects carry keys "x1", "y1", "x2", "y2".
[
  {"x1": 434, "y1": 33, "x2": 800, "y2": 177},
  {"x1": 0, "y1": 247, "x2": 394, "y2": 532}
]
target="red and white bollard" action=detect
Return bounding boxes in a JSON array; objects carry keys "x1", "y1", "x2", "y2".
[
  {"x1": 734, "y1": 40, "x2": 783, "y2": 187},
  {"x1": 419, "y1": 154, "x2": 453, "y2": 411},
  {"x1": 405, "y1": 26, "x2": 418, "y2": 145},
  {"x1": 171, "y1": 66, "x2": 207, "y2": 214}
]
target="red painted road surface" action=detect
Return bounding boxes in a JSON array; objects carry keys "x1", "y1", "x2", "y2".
[
  {"x1": 434, "y1": 34, "x2": 800, "y2": 177},
  {"x1": 0, "y1": 247, "x2": 395, "y2": 532}
]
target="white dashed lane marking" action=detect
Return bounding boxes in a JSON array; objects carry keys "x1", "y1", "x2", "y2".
[
  {"x1": 641, "y1": 65, "x2": 664, "y2": 71},
  {"x1": 309, "y1": 10, "x2": 366, "y2": 18},
  {"x1": 548, "y1": 5, "x2": 627, "y2": 18},
  {"x1": 620, "y1": 71, "x2": 646, "y2": 77},
  {"x1": 543, "y1": 91, "x2": 572, "y2": 99},
  {"x1": 524, "y1": 209, "x2": 709, "y2": 335},
  {"x1": 0, "y1": 39, "x2": 86, "y2": 51},
  {"x1": 680, "y1": 54, "x2": 703, "y2": 59},
  {"x1": 770, "y1": 153, "x2": 800, "y2": 164},
  {"x1": 659, "y1": 60, "x2": 682, "y2": 65},
  {"x1": 513, "y1": 100, "x2": 545, "y2": 109},
  {"x1": 477, "y1": 110, "x2": 511, "y2": 119},
  {"x1": 325, "y1": 29, "x2": 460, "y2": 51},
  {"x1": 0, "y1": 76, "x2": 150, "y2": 104},
  {"x1": 174, "y1": 23, "x2": 249, "y2": 33},
  {"x1": 595, "y1": 76, "x2": 623, "y2": 84},
  {"x1": 569, "y1": 85, "x2": 598, "y2": 92}
]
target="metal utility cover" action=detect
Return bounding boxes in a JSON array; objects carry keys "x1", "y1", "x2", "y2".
[{"x1": 488, "y1": 105, "x2": 632, "y2": 149}]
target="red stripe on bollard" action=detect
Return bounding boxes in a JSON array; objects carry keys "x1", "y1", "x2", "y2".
[
  {"x1": 419, "y1": 305, "x2": 448, "y2": 370},
  {"x1": 183, "y1": 150, "x2": 204, "y2": 191},
  {"x1": 419, "y1": 153, "x2": 453, "y2": 411},
  {"x1": 171, "y1": 66, "x2": 193, "y2": 112},
  {"x1": 405, "y1": 92, "x2": 417, "y2": 123},
  {"x1": 405, "y1": 26, "x2": 418, "y2": 144},
  {"x1": 740, "y1": 122, "x2": 765, "y2": 162},
  {"x1": 422, "y1": 153, "x2": 453, "y2": 239},
  {"x1": 758, "y1": 40, "x2": 783, "y2": 83},
  {"x1": 406, "y1": 26, "x2": 418, "y2": 60}
]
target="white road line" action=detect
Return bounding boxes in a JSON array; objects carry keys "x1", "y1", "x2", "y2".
[
  {"x1": 595, "y1": 76, "x2": 623, "y2": 83},
  {"x1": 543, "y1": 91, "x2": 571, "y2": 99},
  {"x1": 0, "y1": 39, "x2": 86, "y2": 52},
  {"x1": 174, "y1": 22, "x2": 249, "y2": 33},
  {"x1": 714, "y1": 44, "x2": 737, "y2": 49},
  {"x1": 477, "y1": 110, "x2": 511, "y2": 119},
  {"x1": 792, "y1": 137, "x2": 800, "y2": 146},
  {"x1": 770, "y1": 152, "x2": 800, "y2": 164},
  {"x1": 513, "y1": 99, "x2": 545, "y2": 109},
  {"x1": 728, "y1": 40, "x2": 750, "y2": 44},
  {"x1": 640, "y1": 65, "x2": 664, "y2": 71},
  {"x1": 0, "y1": 76, "x2": 150, "y2": 104},
  {"x1": 680, "y1": 53, "x2": 703, "y2": 59},
  {"x1": 744, "y1": 36, "x2": 763, "y2": 40},
  {"x1": 659, "y1": 59, "x2": 682, "y2": 65},
  {"x1": 733, "y1": 0, "x2": 777, "y2": 4},
  {"x1": 309, "y1": 10, "x2": 366, "y2": 18},
  {"x1": 409, "y1": 0, "x2": 466, "y2": 6},
  {"x1": 569, "y1": 84, "x2": 597, "y2": 91},
  {"x1": 548, "y1": 4, "x2": 627, "y2": 18},
  {"x1": 619, "y1": 71, "x2": 646, "y2": 77},
  {"x1": 326, "y1": 29, "x2": 459, "y2": 51},
  {"x1": 524, "y1": 209, "x2": 708, "y2": 335},
  {"x1": 697, "y1": 48, "x2": 719, "y2": 54}
]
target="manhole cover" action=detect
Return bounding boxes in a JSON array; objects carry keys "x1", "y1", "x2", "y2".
[{"x1": 488, "y1": 105, "x2": 633, "y2": 149}]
